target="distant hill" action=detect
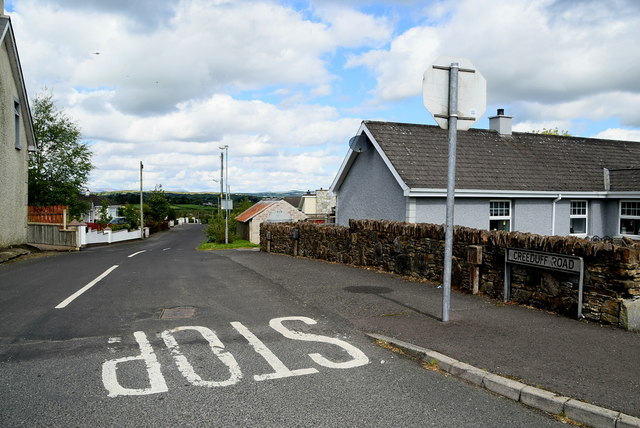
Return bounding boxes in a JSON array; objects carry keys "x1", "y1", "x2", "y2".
[{"x1": 97, "y1": 190, "x2": 306, "y2": 206}]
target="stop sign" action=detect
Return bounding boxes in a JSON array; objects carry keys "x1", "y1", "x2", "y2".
[{"x1": 423, "y1": 56, "x2": 486, "y2": 131}]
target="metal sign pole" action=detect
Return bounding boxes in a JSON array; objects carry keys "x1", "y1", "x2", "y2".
[
  {"x1": 442, "y1": 62, "x2": 459, "y2": 323},
  {"x1": 224, "y1": 146, "x2": 229, "y2": 244},
  {"x1": 578, "y1": 259, "x2": 584, "y2": 318},
  {"x1": 423, "y1": 56, "x2": 486, "y2": 322}
]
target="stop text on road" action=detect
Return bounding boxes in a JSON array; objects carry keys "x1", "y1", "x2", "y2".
[{"x1": 102, "y1": 316, "x2": 370, "y2": 397}]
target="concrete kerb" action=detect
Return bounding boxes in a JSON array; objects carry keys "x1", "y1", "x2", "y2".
[
  {"x1": 366, "y1": 333, "x2": 640, "y2": 428},
  {"x1": 0, "y1": 248, "x2": 30, "y2": 264}
]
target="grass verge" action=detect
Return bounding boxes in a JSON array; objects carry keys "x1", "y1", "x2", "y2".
[{"x1": 198, "y1": 240, "x2": 259, "y2": 251}]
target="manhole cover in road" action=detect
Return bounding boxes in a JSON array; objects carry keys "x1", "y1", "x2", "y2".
[
  {"x1": 343, "y1": 286, "x2": 393, "y2": 294},
  {"x1": 160, "y1": 306, "x2": 197, "y2": 320}
]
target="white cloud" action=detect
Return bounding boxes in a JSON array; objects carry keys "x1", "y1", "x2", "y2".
[
  {"x1": 346, "y1": 26, "x2": 440, "y2": 100},
  {"x1": 14, "y1": 0, "x2": 342, "y2": 114},
  {"x1": 74, "y1": 93, "x2": 359, "y2": 192},
  {"x1": 347, "y1": 0, "x2": 640, "y2": 127},
  {"x1": 9, "y1": 0, "x2": 640, "y2": 193},
  {"x1": 592, "y1": 129, "x2": 640, "y2": 142},
  {"x1": 516, "y1": 91, "x2": 640, "y2": 128}
]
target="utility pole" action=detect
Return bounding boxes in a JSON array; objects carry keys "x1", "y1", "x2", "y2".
[
  {"x1": 219, "y1": 152, "x2": 224, "y2": 212},
  {"x1": 220, "y1": 145, "x2": 229, "y2": 244},
  {"x1": 139, "y1": 161, "x2": 144, "y2": 239}
]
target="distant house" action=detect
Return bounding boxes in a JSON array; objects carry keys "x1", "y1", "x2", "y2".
[
  {"x1": 299, "y1": 189, "x2": 336, "y2": 223},
  {"x1": 235, "y1": 199, "x2": 307, "y2": 244},
  {"x1": 331, "y1": 113, "x2": 640, "y2": 239},
  {"x1": 0, "y1": 9, "x2": 37, "y2": 247},
  {"x1": 81, "y1": 195, "x2": 120, "y2": 223},
  {"x1": 284, "y1": 190, "x2": 336, "y2": 223}
]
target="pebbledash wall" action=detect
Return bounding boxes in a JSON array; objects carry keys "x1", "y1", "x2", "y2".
[{"x1": 260, "y1": 219, "x2": 640, "y2": 330}]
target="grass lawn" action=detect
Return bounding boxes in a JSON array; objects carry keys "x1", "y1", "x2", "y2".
[{"x1": 198, "y1": 240, "x2": 259, "y2": 251}]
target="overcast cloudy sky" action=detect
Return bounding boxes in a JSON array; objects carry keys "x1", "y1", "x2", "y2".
[{"x1": 6, "y1": 0, "x2": 640, "y2": 193}]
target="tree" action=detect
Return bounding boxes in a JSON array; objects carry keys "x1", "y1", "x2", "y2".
[
  {"x1": 122, "y1": 204, "x2": 140, "y2": 229},
  {"x1": 146, "y1": 185, "x2": 173, "y2": 222},
  {"x1": 97, "y1": 199, "x2": 112, "y2": 226},
  {"x1": 29, "y1": 90, "x2": 93, "y2": 218},
  {"x1": 205, "y1": 211, "x2": 238, "y2": 243},
  {"x1": 204, "y1": 197, "x2": 252, "y2": 243}
]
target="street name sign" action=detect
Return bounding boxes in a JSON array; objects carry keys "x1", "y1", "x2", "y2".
[
  {"x1": 504, "y1": 248, "x2": 585, "y2": 318},
  {"x1": 506, "y1": 248, "x2": 582, "y2": 274}
]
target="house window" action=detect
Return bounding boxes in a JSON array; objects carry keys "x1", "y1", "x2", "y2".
[
  {"x1": 14, "y1": 98, "x2": 21, "y2": 150},
  {"x1": 620, "y1": 201, "x2": 640, "y2": 237},
  {"x1": 490, "y1": 200, "x2": 511, "y2": 231},
  {"x1": 570, "y1": 200, "x2": 588, "y2": 235}
]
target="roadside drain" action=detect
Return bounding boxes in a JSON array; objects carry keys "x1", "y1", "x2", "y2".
[{"x1": 160, "y1": 306, "x2": 197, "y2": 320}]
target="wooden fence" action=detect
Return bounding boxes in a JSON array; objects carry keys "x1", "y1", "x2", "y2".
[{"x1": 28, "y1": 206, "x2": 67, "y2": 224}]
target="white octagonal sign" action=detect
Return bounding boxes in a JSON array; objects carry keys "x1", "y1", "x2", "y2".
[{"x1": 423, "y1": 56, "x2": 486, "y2": 131}]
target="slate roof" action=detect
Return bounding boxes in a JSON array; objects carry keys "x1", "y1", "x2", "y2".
[
  {"x1": 80, "y1": 195, "x2": 114, "y2": 206},
  {"x1": 609, "y1": 168, "x2": 640, "y2": 192},
  {"x1": 283, "y1": 196, "x2": 302, "y2": 209},
  {"x1": 363, "y1": 121, "x2": 640, "y2": 192}
]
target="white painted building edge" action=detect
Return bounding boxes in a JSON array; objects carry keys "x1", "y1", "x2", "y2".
[
  {"x1": 405, "y1": 189, "x2": 640, "y2": 199},
  {"x1": 330, "y1": 122, "x2": 410, "y2": 195}
]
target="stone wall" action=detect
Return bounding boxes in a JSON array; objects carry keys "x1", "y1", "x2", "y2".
[{"x1": 261, "y1": 219, "x2": 640, "y2": 329}]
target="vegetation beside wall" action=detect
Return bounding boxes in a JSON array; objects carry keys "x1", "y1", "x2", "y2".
[{"x1": 261, "y1": 220, "x2": 640, "y2": 328}]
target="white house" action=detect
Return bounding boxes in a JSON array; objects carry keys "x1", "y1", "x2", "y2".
[{"x1": 81, "y1": 195, "x2": 121, "y2": 223}]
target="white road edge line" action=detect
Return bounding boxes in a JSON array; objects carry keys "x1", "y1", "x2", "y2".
[
  {"x1": 55, "y1": 265, "x2": 119, "y2": 309},
  {"x1": 128, "y1": 250, "x2": 147, "y2": 258}
]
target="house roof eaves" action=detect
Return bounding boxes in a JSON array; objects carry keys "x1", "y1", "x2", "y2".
[
  {"x1": 330, "y1": 122, "x2": 410, "y2": 194},
  {"x1": 330, "y1": 122, "x2": 368, "y2": 193},
  {"x1": 406, "y1": 188, "x2": 613, "y2": 199},
  {"x1": 1, "y1": 17, "x2": 37, "y2": 151},
  {"x1": 607, "y1": 191, "x2": 640, "y2": 198}
]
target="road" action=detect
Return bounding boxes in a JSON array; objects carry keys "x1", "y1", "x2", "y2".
[{"x1": 0, "y1": 224, "x2": 565, "y2": 427}]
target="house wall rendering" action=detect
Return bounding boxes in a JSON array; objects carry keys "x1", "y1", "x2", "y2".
[
  {"x1": 412, "y1": 197, "x2": 618, "y2": 237},
  {"x1": 336, "y1": 147, "x2": 405, "y2": 226},
  {"x1": 0, "y1": 32, "x2": 29, "y2": 247}
]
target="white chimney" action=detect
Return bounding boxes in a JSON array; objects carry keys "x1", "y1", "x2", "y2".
[
  {"x1": 1, "y1": 1, "x2": 5, "y2": 16},
  {"x1": 489, "y1": 108, "x2": 512, "y2": 135}
]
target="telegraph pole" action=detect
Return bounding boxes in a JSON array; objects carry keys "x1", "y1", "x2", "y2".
[{"x1": 139, "y1": 161, "x2": 144, "y2": 239}]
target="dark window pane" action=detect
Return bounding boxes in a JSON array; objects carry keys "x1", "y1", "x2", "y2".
[{"x1": 570, "y1": 218, "x2": 586, "y2": 234}]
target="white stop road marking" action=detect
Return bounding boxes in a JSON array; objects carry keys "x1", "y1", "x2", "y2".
[{"x1": 102, "y1": 316, "x2": 369, "y2": 397}]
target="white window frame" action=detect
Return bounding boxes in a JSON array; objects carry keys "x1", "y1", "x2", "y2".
[
  {"x1": 569, "y1": 200, "x2": 588, "y2": 236},
  {"x1": 619, "y1": 200, "x2": 640, "y2": 238},
  {"x1": 489, "y1": 200, "x2": 511, "y2": 231}
]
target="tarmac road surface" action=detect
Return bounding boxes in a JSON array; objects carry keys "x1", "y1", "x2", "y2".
[{"x1": 0, "y1": 224, "x2": 567, "y2": 427}]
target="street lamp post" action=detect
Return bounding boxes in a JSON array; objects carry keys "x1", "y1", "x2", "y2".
[{"x1": 219, "y1": 145, "x2": 229, "y2": 244}]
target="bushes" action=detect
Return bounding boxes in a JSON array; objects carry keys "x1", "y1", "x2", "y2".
[{"x1": 205, "y1": 213, "x2": 237, "y2": 243}]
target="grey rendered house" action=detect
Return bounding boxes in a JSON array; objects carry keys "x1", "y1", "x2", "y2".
[
  {"x1": 0, "y1": 9, "x2": 37, "y2": 247},
  {"x1": 331, "y1": 114, "x2": 640, "y2": 239}
]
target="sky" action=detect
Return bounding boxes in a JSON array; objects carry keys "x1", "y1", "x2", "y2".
[{"x1": 5, "y1": 0, "x2": 640, "y2": 193}]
